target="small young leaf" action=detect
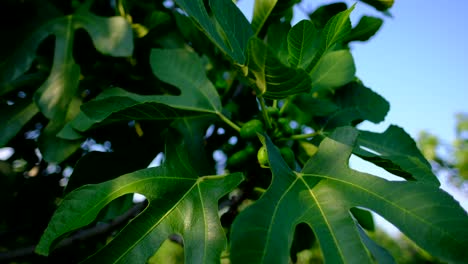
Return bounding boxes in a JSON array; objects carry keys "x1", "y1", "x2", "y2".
[
  {"x1": 245, "y1": 38, "x2": 311, "y2": 99},
  {"x1": 359, "y1": 0, "x2": 394, "y2": 12},
  {"x1": 345, "y1": 16, "x2": 384, "y2": 43}
]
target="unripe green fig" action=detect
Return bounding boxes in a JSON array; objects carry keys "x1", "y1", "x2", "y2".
[
  {"x1": 267, "y1": 107, "x2": 279, "y2": 118},
  {"x1": 257, "y1": 145, "x2": 269, "y2": 168},
  {"x1": 240, "y1": 119, "x2": 264, "y2": 139}
]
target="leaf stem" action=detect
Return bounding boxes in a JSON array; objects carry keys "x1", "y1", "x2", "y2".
[
  {"x1": 259, "y1": 97, "x2": 272, "y2": 129},
  {"x1": 218, "y1": 112, "x2": 241, "y2": 132},
  {"x1": 279, "y1": 98, "x2": 290, "y2": 115},
  {"x1": 288, "y1": 131, "x2": 319, "y2": 140}
]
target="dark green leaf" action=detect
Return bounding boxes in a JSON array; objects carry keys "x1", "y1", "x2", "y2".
[
  {"x1": 354, "y1": 125, "x2": 440, "y2": 185},
  {"x1": 173, "y1": 0, "x2": 252, "y2": 64},
  {"x1": 356, "y1": 225, "x2": 395, "y2": 264},
  {"x1": 350, "y1": 207, "x2": 375, "y2": 231},
  {"x1": 318, "y1": 81, "x2": 389, "y2": 129},
  {"x1": 36, "y1": 138, "x2": 244, "y2": 263},
  {"x1": 309, "y1": 2, "x2": 348, "y2": 29},
  {"x1": 0, "y1": 102, "x2": 39, "y2": 146},
  {"x1": 230, "y1": 127, "x2": 468, "y2": 263},
  {"x1": 359, "y1": 0, "x2": 394, "y2": 11},
  {"x1": 244, "y1": 38, "x2": 311, "y2": 99},
  {"x1": 66, "y1": 49, "x2": 222, "y2": 132},
  {"x1": 345, "y1": 16, "x2": 384, "y2": 43},
  {"x1": 266, "y1": 22, "x2": 290, "y2": 65},
  {"x1": 287, "y1": 20, "x2": 320, "y2": 69}
]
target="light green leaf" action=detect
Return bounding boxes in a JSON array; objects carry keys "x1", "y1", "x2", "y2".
[
  {"x1": 354, "y1": 125, "x2": 440, "y2": 186},
  {"x1": 345, "y1": 16, "x2": 384, "y2": 43},
  {"x1": 287, "y1": 20, "x2": 320, "y2": 68},
  {"x1": 230, "y1": 127, "x2": 468, "y2": 263},
  {"x1": 310, "y1": 50, "x2": 356, "y2": 92},
  {"x1": 173, "y1": 0, "x2": 252, "y2": 64},
  {"x1": 36, "y1": 138, "x2": 244, "y2": 263},
  {"x1": 245, "y1": 38, "x2": 311, "y2": 99},
  {"x1": 66, "y1": 49, "x2": 222, "y2": 133},
  {"x1": 0, "y1": 102, "x2": 39, "y2": 147},
  {"x1": 305, "y1": 4, "x2": 355, "y2": 73},
  {"x1": 252, "y1": 0, "x2": 278, "y2": 35}
]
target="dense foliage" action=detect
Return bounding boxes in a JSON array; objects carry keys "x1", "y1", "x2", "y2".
[{"x1": 1, "y1": 0, "x2": 467, "y2": 263}]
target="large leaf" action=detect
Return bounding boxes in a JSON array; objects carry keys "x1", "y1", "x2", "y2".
[
  {"x1": 173, "y1": 0, "x2": 252, "y2": 64},
  {"x1": 0, "y1": 5, "x2": 133, "y2": 161},
  {"x1": 309, "y1": 49, "x2": 356, "y2": 92},
  {"x1": 65, "y1": 49, "x2": 222, "y2": 133},
  {"x1": 354, "y1": 125, "x2": 440, "y2": 186},
  {"x1": 36, "y1": 138, "x2": 244, "y2": 263},
  {"x1": 230, "y1": 127, "x2": 468, "y2": 263},
  {"x1": 245, "y1": 38, "x2": 311, "y2": 99}
]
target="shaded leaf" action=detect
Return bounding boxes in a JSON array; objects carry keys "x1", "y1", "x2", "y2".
[
  {"x1": 354, "y1": 125, "x2": 440, "y2": 185},
  {"x1": 266, "y1": 22, "x2": 290, "y2": 65},
  {"x1": 287, "y1": 20, "x2": 320, "y2": 68},
  {"x1": 345, "y1": 16, "x2": 384, "y2": 43},
  {"x1": 36, "y1": 137, "x2": 244, "y2": 263},
  {"x1": 173, "y1": 0, "x2": 252, "y2": 64},
  {"x1": 310, "y1": 49, "x2": 356, "y2": 92},
  {"x1": 245, "y1": 38, "x2": 311, "y2": 99},
  {"x1": 309, "y1": 2, "x2": 348, "y2": 29},
  {"x1": 230, "y1": 127, "x2": 468, "y2": 263},
  {"x1": 359, "y1": 0, "x2": 394, "y2": 12},
  {"x1": 355, "y1": 225, "x2": 395, "y2": 264},
  {"x1": 66, "y1": 49, "x2": 222, "y2": 133},
  {"x1": 318, "y1": 81, "x2": 389, "y2": 129},
  {"x1": 0, "y1": 102, "x2": 39, "y2": 146}
]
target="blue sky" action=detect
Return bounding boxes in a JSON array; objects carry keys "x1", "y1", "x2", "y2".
[{"x1": 238, "y1": 0, "x2": 468, "y2": 233}]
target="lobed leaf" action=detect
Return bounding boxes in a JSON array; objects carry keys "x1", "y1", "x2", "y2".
[
  {"x1": 65, "y1": 49, "x2": 222, "y2": 133},
  {"x1": 354, "y1": 125, "x2": 440, "y2": 185},
  {"x1": 36, "y1": 138, "x2": 244, "y2": 263},
  {"x1": 359, "y1": 0, "x2": 394, "y2": 12},
  {"x1": 230, "y1": 127, "x2": 468, "y2": 263},
  {"x1": 0, "y1": 102, "x2": 39, "y2": 147}
]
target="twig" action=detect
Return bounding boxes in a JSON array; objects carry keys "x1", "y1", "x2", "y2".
[{"x1": 0, "y1": 202, "x2": 146, "y2": 262}]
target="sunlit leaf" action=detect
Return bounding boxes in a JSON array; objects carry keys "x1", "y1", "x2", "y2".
[
  {"x1": 230, "y1": 127, "x2": 468, "y2": 263},
  {"x1": 310, "y1": 49, "x2": 355, "y2": 92},
  {"x1": 354, "y1": 125, "x2": 440, "y2": 185},
  {"x1": 36, "y1": 137, "x2": 244, "y2": 263}
]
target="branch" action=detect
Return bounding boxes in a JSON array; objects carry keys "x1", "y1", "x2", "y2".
[{"x1": 0, "y1": 202, "x2": 146, "y2": 262}]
